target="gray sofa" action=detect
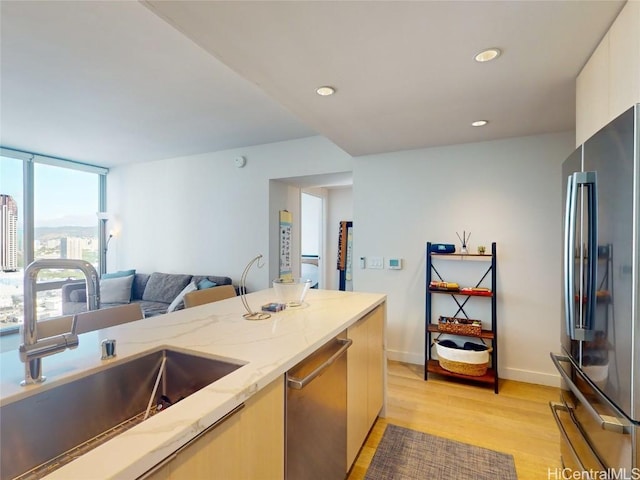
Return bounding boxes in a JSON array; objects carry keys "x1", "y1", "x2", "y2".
[{"x1": 62, "y1": 272, "x2": 233, "y2": 317}]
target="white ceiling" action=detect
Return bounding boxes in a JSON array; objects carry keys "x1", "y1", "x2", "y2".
[{"x1": 0, "y1": 1, "x2": 625, "y2": 168}]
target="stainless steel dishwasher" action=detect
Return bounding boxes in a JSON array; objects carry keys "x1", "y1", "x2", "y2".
[{"x1": 286, "y1": 331, "x2": 352, "y2": 480}]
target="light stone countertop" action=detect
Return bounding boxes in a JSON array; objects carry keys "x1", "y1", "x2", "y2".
[{"x1": 0, "y1": 288, "x2": 386, "y2": 479}]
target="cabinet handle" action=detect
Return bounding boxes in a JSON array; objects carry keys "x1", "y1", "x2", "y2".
[
  {"x1": 287, "y1": 338, "x2": 352, "y2": 390},
  {"x1": 137, "y1": 403, "x2": 245, "y2": 479}
]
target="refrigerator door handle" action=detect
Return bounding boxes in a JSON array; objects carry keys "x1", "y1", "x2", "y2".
[
  {"x1": 564, "y1": 174, "x2": 576, "y2": 338},
  {"x1": 565, "y1": 172, "x2": 598, "y2": 340},
  {"x1": 583, "y1": 171, "x2": 598, "y2": 334},
  {"x1": 550, "y1": 353, "x2": 631, "y2": 434}
]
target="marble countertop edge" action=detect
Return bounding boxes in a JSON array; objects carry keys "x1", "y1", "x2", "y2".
[{"x1": 1, "y1": 289, "x2": 386, "y2": 479}]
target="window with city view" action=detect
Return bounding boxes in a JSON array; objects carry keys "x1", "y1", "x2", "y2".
[{"x1": 0, "y1": 153, "x2": 104, "y2": 333}]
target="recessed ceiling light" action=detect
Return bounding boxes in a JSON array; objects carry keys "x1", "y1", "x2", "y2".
[
  {"x1": 471, "y1": 120, "x2": 488, "y2": 127},
  {"x1": 316, "y1": 86, "x2": 336, "y2": 96},
  {"x1": 474, "y1": 48, "x2": 501, "y2": 63}
]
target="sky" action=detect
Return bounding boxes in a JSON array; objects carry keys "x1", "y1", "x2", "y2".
[{"x1": 0, "y1": 155, "x2": 99, "y2": 227}]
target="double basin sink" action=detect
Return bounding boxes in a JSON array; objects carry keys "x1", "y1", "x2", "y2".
[{"x1": 1, "y1": 348, "x2": 243, "y2": 479}]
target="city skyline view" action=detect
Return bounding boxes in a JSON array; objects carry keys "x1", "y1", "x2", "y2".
[
  {"x1": 1, "y1": 194, "x2": 18, "y2": 272},
  {"x1": 1, "y1": 156, "x2": 99, "y2": 227},
  {"x1": 1, "y1": 154, "x2": 101, "y2": 330}
]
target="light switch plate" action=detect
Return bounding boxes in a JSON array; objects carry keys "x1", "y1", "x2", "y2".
[{"x1": 367, "y1": 256, "x2": 384, "y2": 269}]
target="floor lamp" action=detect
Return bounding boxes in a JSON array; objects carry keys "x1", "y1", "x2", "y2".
[{"x1": 96, "y1": 212, "x2": 112, "y2": 276}]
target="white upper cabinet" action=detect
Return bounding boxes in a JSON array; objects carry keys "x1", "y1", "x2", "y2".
[
  {"x1": 609, "y1": 0, "x2": 640, "y2": 119},
  {"x1": 576, "y1": 35, "x2": 610, "y2": 146},
  {"x1": 576, "y1": 1, "x2": 640, "y2": 146}
]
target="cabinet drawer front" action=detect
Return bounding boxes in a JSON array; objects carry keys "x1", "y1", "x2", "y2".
[
  {"x1": 550, "y1": 401, "x2": 604, "y2": 473},
  {"x1": 552, "y1": 354, "x2": 634, "y2": 471}
]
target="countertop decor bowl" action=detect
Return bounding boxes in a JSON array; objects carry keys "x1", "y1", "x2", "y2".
[{"x1": 273, "y1": 278, "x2": 312, "y2": 307}]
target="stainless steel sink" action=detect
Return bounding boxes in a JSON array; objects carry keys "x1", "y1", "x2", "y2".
[{"x1": 1, "y1": 348, "x2": 244, "y2": 480}]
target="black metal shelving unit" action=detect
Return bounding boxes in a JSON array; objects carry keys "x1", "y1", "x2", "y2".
[{"x1": 425, "y1": 241, "x2": 498, "y2": 393}]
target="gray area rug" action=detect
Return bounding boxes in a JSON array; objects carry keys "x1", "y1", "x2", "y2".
[{"x1": 364, "y1": 424, "x2": 518, "y2": 480}]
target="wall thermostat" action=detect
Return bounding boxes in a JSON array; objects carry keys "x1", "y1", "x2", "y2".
[
  {"x1": 388, "y1": 258, "x2": 403, "y2": 270},
  {"x1": 234, "y1": 156, "x2": 246, "y2": 168}
]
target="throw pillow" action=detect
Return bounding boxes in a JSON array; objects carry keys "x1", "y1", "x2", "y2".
[
  {"x1": 69, "y1": 289, "x2": 87, "y2": 303},
  {"x1": 100, "y1": 275, "x2": 135, "y2": 304},
  {"x1": 167, "y1": 281, "x2": 197, "y2": 312},
  {"x1": 197, "y1": 278, "x2": 217, "y2": 290},
  {"x1": 102, "y1": 269, "x2": 136, "y2": 279},
  {"x1": 142, "y1": 273, "x2": 192, "y2": 303}
]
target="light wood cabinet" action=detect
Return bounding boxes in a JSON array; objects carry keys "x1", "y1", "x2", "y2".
[
  {"x1": 346, "y1": 314, "x2": 368, "y2": 468},
  {"x1": 366, "y1": 306, "x2": 385, "y2": 427},
  {"x1": 576, "y1": 1, "x2": 640, "y2": 145},
  {"x1": 142, "y1": 303, "x2": 385, "y2": 480},
  {"x1": 608, "y1": 0, "x2": 640, "y2": 119},
  {"x1": 141, "y1": 377, "x2": 284, "y2": 480},
  {"x1": 576, "y1": 35, "x2": 610, "y2": 146},
  {"x1": 346, "y1": 304, "x2": 385, "y2": 469}
]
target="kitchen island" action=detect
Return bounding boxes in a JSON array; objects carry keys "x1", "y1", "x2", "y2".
[{"x1": 0, "y1": 288, "x2": 386, "y2": 479}]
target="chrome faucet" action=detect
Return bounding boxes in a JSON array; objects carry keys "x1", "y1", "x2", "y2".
[{"x1": 19, "y1": 259, "x2": 100, "y2": 386}]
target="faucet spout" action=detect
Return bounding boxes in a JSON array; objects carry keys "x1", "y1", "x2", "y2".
[
  {"x1": 20, "y1": 315, "x2": 79, "y2": 363},
  {"x1": 20, "y1": 259, "x2": 100, "y2": 386}
]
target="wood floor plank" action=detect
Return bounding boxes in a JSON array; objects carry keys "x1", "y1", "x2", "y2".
[{"x1": 348, "y1": 360, "x2": 561, "y2": 480}]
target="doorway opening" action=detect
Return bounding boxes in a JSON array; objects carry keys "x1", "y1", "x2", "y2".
[
  {"x1": 270, "y1": 172, "x2": 353, "y2": 291},
  {"x1": 301, "y1": 192, "x2": 322, "y2": 288}
]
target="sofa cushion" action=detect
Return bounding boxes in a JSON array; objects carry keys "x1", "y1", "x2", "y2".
[
  {"x1": 142, "y1": 273, "x2": 192, "y2": 304},
  {"x1": 197, "y1": 278, "x2": 217, "y2": 290},
  {"x1": 137, "y1": 300, "x2": 169, "y2": 317},
  {"x1": 191, "y1": 275, "x2": 232, "y2": 287},
  {"x1": 102, "y1": 269, "x2": 136, "y2": 279},
  {"x1": 63, "y1": 301, "x2": 89, "y2": 315},
  {"x1": 69, "y1": 289, "x2": 86, "y2": 303},
  {"x1": 100, "y1": 275, "x2": 134, "y2": 304},
  {"x1": 168, "y1": 281, "x2": 197, "y2": 312},
  {"x1": 132, "y1": 274, "x2": 150, "y2": 301}
]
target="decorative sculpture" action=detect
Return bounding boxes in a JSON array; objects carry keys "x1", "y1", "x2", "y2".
[
  {"x1": 240, "y1": 254, "x2": 271, "y2": 320},
  {"x1": 456, "y1": 231, "x2": 471, "y2": 254}
]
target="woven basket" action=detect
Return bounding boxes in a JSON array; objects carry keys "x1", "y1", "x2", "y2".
[
  {"x1": 437, "y1": 316, "x2": 482, "y2": 336},
  {"x1": 435, "y1": 340, "x2": 491, "y2": 377}
]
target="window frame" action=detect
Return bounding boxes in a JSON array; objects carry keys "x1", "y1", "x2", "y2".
[{"x1": 0, "y1": 147, "x2": 108, "y2": 336}]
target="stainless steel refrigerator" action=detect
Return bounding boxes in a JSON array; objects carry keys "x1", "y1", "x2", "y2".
[{"x1": 550, "y1": 104, "x2": 639, "y2": 476}]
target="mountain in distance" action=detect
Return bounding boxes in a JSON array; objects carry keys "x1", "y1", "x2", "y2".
[
  {"x1": 15, "y1": 226, "x2": 97, "y2": 248},
  {"x1": 34, "y1": 226, "x2": 97, "y2": 241}
]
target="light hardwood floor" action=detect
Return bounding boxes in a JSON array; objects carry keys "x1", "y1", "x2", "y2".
[{"x1": 348, "y1": 360, "x2": 561, "y2": 480}]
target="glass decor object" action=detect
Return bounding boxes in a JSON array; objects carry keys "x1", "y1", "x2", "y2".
[{"x1": 273, "y1": 278, "x2": 312, "y2": 307}]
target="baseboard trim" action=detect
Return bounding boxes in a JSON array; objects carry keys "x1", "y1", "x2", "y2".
[
  {"x1": 386, "y1": 349, "x2": 423, "y2": 366},
  {"x1": 386, "y1": 349, "x2": 561, "y2": 388},
  {"x1": 500, "y1": 367, "x2": 561, "y2": 388}
]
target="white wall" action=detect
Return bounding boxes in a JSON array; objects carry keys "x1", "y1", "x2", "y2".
[
  {"x1": 108, "y1": 136, "x2": 352, "y2": 292},
  {"x1": 108, "y1": 131, "x2": 573, "y2": 386},
  {"x1": 353, "y1": 131, "x2": 575, "y2": 386}
]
